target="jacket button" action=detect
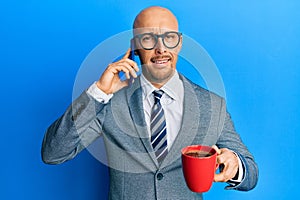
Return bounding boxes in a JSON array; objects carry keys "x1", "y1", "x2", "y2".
[{"x1": 157, "y1": 173, "x2": 164, "y2": 180}]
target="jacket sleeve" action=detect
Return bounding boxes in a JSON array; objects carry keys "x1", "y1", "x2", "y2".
[
  {"x1": 41, "y1": 91, "x2": 107, "y2": 164},
  {"x1": 217, "y1": 101, "x2": 259, "y2": 191}
]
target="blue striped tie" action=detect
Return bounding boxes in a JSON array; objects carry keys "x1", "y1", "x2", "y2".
[{"x1": 150, "y1": 90, "x2": 168, "y2": 164}]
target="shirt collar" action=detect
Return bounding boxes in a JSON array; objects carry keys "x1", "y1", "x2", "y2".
[{"x1": 140, "y1": 70, "x2": 182, "y2": 101}]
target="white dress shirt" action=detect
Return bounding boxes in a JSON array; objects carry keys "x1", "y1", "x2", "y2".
[
  {"x1": 140, "y1": 71, "x2": 184, "y2": 150},
  {"x1": 86, "y1": 71, "x2": 243, "y2": 184}
]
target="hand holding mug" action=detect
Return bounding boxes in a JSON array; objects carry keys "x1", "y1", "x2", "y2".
[{"x1": 212, "y1": 145, "x2": 239, "y2": 182}]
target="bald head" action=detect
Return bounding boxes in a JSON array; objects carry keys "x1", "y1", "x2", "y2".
[{"x1": 133, "y1": 6, "x2": 179, "y2": 32}]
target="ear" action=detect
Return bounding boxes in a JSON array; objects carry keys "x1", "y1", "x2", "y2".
[
  {"x1": 174, "y1": 35, "x2": 183, "y2": 54},
  {"x1": 178, "y1": 35, "x2": 183, "y2": 50}
]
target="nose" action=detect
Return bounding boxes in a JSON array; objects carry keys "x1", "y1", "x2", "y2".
[{"x1": 155, "y1": 38, "x2": 167, "y2": 54}]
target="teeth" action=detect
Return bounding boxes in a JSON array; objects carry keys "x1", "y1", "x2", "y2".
[{"x1": 155, "y1": 59, "x2": 168, "y2": 64}]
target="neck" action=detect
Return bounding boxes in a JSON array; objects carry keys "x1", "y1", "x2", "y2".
[
  {"x1": 151, "y1": 82, "x2": 164, "y2": 89},
  {"x1": 143, "y1": 70, "x2": 176, "y2": 89}
]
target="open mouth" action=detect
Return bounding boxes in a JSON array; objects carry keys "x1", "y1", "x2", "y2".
[{"x1": 151, "y1": 56, "x2": 171, "y2": 65}]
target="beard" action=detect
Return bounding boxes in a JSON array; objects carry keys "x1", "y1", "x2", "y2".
[{"x1": 141, "y1": 63, "x2": 175, "y2": 86}]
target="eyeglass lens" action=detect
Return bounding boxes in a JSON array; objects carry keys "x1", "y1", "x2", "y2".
[{"x1": 138, "y1": 32, "x2": 181, "y2": 50}]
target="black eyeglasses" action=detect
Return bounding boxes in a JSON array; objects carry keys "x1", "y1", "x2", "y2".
[{"x1": 133, "y1": 31, "x2": 182, "y2": 50}]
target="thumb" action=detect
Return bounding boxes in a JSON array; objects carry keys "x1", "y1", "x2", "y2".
[
  {"x1": 212, "y1": 145, "x2": 221, "y2": 155},
  {"x1": 114, "y1": 79, "x2": 130, "y2": 92}
]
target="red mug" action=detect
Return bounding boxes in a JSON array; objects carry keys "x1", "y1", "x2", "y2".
[{"x1": 181, "y1": 145, "x2": 218, "y2": 193}]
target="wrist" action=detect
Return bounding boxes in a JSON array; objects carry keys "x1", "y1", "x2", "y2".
[
  {"x1": 96, "y1": 81, "x2": 110, "y2": 95},
  {"x1": 87, "y1": 82, "x2": 113, "y2": 103}
]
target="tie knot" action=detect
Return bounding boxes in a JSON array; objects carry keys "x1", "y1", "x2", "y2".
[{"x1": 153, "y1": 90, "x2": 164, "y2": 104}]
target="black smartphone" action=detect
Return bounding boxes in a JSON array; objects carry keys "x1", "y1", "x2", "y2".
[
  {"x1": 129, "y1": 39, "x2": 135, "y2": 61},
  {"x1": 128, "y1": 39, "x2": 137, "y2": 85}
]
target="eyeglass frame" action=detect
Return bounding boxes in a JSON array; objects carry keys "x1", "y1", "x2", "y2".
[{"x1": 132, "y1": 31, "x2": 182, "y2": 50}]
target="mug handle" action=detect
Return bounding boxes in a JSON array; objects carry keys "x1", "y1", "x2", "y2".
[{"x1": 215, "y1": 163, "x2": 219, "y2": 170}]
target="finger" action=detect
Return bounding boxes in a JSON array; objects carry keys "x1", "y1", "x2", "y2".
[
  {"x1": 122, "y1": 48, "x2": 131, "y2": 59},
  {"x1": 108, "y1": 61, "x2": 137, "y2": 81},
  {"x1": 224, "y1": 164, "x2": 238, "y2": 181},
  {"x1": 125, "y1": 58, "x2": 139, "y2": 72},
  {"x1": 111, "y1": 79, "x2": 129, "y2": 93},
  {"x1": 119, "y1": 79, "x2": 130, "y2": 88},
  {"x1": 214, "y1": 163, "x2": 231, "y2": 182},
  {"x1": 219, "y1": 162, "x2": 238, "y2": 182},
  {"x1": 214, "y1": 153, "x2": 239, "y2": 182},
  {"x1": 223, "y1": 155, "x2": 239, "y2": 179},
  {"x1": 108, "y1": 65, "x2": 127, "y2": 74},
  {"x1": 214, "y1": 173, "x2": 231, "y2": 182},
  {"x1": 120, "y1": 61, "x2": 138, "y2": 78},
  {"x1": 214, "y1": 171, "x2": 225, "y2": 182},
  {"x1": 118, "y1": 63, "x2": 137, "y2": 79},
  {"x1": 216, "y1": 149, "x2": 231, "y2": 164},
  {"x1": 121, "y1": 66, "x2": 131, "y2": 80},
  {"x1": 218, "y1": 148, "x2": 237, "y2": 162},
  {"x1": 212, "y1": 145, "x2": 221, "y2": 155},
  {"x1": 111, "y1": 65, "x2": 130, "y2": 79}
]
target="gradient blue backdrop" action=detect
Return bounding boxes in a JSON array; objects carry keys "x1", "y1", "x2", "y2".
[{"x1": 1, "y1": 0, "x2": 299, "y2": 199}]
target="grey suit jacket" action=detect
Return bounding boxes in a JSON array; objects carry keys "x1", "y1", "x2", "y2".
[{"x1": 42, "y1": 74, "x2": 258, "y2": 200}]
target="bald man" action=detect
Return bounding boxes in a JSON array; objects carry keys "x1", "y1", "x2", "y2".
[{"x1": 42, "y1": 6, "x2": 258, "y2": 199}]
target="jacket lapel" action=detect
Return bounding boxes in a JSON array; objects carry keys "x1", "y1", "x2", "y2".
[
  {"x1": 126, "y1": 78, "x2": 159, "y2": 168},
  {"x1": 161, "y1": 75, "x2": 206, "y2": 168}
]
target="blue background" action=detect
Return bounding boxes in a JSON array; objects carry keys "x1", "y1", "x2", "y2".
[{"x1": 1, "y1": 0, "x2": 299, "y2": 199}]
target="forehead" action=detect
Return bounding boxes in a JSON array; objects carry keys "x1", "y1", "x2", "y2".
[
  {"x1": 133, "y1": 8, "x2": 179, "y2": 35},
  {"x1": 134, "y1": 27, "x2": 177, "y2": 35}
]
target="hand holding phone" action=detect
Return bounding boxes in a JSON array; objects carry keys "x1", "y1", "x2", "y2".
[{"x1": 96, "y1": 48, "x2": 139, "y2": 94}]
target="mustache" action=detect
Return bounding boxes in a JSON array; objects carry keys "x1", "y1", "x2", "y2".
[{"x1": 150, "y1": 55, "x2": 172, "y2": 61}]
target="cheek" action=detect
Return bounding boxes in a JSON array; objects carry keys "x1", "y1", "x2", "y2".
[
  {"x1": 172, "y1": 45, "x2": 181, "y2": 55},
  {"x1": 138, "y1": 50, "x2": 153, "y2": 63},
  {"x1": 171, "y1": 53, "x2": 179, "y2": 63},
  {"x1": 172, "y1": 41, "x2": 182, "y2": 55}
]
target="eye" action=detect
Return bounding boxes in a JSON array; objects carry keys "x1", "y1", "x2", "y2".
[
  {"x1": 165, "y1": 33, "x2": 177, "y2": 41},
  {"x1": 141, "y1": 34, "x2": 154, "y2": 42}
]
